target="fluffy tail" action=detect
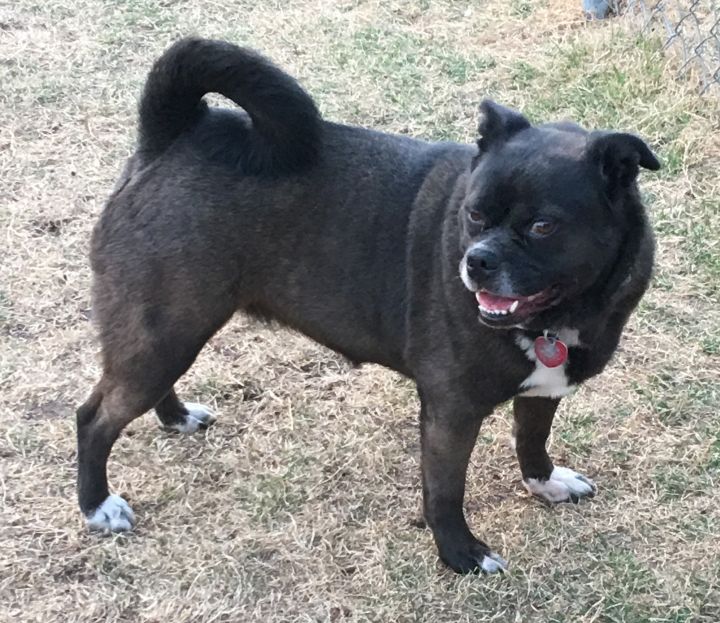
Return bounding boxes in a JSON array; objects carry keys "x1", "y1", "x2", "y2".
[{"x1": 137, "y1": 37, "x2": 321, "y2": 174}]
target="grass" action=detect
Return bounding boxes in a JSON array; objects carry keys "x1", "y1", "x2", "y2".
[{"x1": 1, "y1": 0, "x2": 720, "y2": 621}]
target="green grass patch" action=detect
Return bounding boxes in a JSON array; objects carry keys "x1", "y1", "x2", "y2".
[
  {"x1": 557, "y1": 412, "x2": 597, "y2": 456},
  {"x1": 634, "y1": 374, "x2": 718, "y2": 427},
  {"x1": 517, "y1": 34, "x2": 691, "y2": 145}
]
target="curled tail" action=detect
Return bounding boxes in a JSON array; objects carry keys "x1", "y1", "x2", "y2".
[{"x1": 137, "y1": 37, "x2": 321, "y2": 174}]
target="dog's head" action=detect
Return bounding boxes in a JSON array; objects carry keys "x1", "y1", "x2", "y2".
[{"x1": 459, "y1": 100, "x2": 659, "y2": 330}]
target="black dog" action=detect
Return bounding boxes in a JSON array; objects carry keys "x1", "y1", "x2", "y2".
[{"x1": 77, "y1": 38, "x2": 659, "y2": 574}]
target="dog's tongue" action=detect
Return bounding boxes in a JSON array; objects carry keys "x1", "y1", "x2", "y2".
[{"x1": 476, "y1": 291, "x2": 516, "y2": 312}]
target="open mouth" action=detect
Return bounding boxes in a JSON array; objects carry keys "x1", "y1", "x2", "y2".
[{"x1": 475, "y1": 287, "x2": 560, "y2": 325}]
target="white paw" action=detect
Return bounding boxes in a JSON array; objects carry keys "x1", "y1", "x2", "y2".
[
  {"x1": 86, "y1": 494, "x2": 135, "y2": 532},
  {"x1": 481, "y1": 552, "x2": 508, "y2": 574},
  {"x1": 524, "y1": 465, "x2": 597, "y2": 503},
  {"x1": 163, "y1": 402, "x2": 216, "y2": 434}
]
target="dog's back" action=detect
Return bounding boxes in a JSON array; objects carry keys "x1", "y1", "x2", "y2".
[{"x1": 91, "y1": 38, "x2": 471, "y2": 374}]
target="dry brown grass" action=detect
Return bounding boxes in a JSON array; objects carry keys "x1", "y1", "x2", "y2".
[{"x1": 1, "y1": 1, "x2": 719, "y2": 621}]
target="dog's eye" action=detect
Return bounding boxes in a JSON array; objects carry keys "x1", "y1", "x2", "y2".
[
  {"x1": 468, "y1": 210, "x2": 487, "y2": 228},
  {"x1": 529, "y1": 220, "x2": 556, "y2": 237}
]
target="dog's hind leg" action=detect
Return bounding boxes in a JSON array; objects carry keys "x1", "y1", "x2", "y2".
[
  {"x1": 77, "y1": 295, "x2": 235, "y2": 532},
  {"x1": 154, "y1": 388, "x2": 216, "y2": 433},
  {"x1": 77, "y1": 379, "x2": 161, "y2": 532},
  {"x1": 78, "y1": 358, "x2": 209, "y2": 532}
]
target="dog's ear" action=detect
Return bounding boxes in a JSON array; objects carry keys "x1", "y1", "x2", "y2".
[
  {"x1": 587, "y1": 131, "x2": 660, "y2": 191},
  {"x1": 476, "y1": 100, "x2": 531, "y2": 155}
]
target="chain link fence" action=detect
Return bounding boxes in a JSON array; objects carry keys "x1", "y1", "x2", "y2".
[{"x1": 619, "y1": 0, "x2": 720, "y2": 95}]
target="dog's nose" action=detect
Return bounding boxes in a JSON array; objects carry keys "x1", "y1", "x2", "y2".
[{"x1": 466, "y1": 247, "x2": 499, "y2": 276}]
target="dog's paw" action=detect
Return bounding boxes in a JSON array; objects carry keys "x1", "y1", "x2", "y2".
[
  {"x1": 86, "y1": 494, "x2": 136, "y2": 533},
  {"x1": 438, "y1": 537, "x2": 508, "y2": 575},
  {"x1": 524, "y1": 465, "x2": 596, "y2": 503},
  {"x1": 161, "y1": 403, "x2": 216, "y2": 434},
  {"x1": 479, "y1": 551, "x2": 508, "y2": 574}
]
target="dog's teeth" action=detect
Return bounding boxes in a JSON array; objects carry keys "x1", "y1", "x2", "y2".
[
  {"x1": 478, "y1": 305, "x2": 512, "y2": 318},
  {"x1": 509, "y1": 300, "x2": 519, "y2": 313}
]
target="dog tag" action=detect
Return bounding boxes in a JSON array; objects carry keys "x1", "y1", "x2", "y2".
[{"x1": 534, "y1": 335, "x2": 568, "y2": 368}]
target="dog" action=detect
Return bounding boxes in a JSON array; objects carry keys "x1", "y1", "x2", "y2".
[{"x1": 76, "y1": 37, "x2": 659, "y2": 574}]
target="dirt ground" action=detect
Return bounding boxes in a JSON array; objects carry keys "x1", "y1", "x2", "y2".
[{"x1": 1, "y1": 0, "x2": 719, "y2": 621}]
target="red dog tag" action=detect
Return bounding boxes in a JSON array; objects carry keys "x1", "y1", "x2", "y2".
[{"x1": 534, "y1": 335, "x2": 568, "y2": 368}]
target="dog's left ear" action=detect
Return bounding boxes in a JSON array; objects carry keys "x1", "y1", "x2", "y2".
[
  {"x1": 476, "y1": 100, "x2": 531, "y2": 155},
  {"x1": 587, "y1": 131, "x2": 660, "y2": 190}
]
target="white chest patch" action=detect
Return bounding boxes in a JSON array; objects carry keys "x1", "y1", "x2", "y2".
[{"x1": 516, "y1": 329, "x2": 580, "y2": 398}]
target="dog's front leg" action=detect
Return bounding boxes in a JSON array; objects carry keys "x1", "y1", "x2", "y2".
[
  {"x1": 513, "y1": 396, "x2": 597, "y2": 503},
  {"x1": 420, "y1": 396, "x2": 507, "y2": 574}
]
